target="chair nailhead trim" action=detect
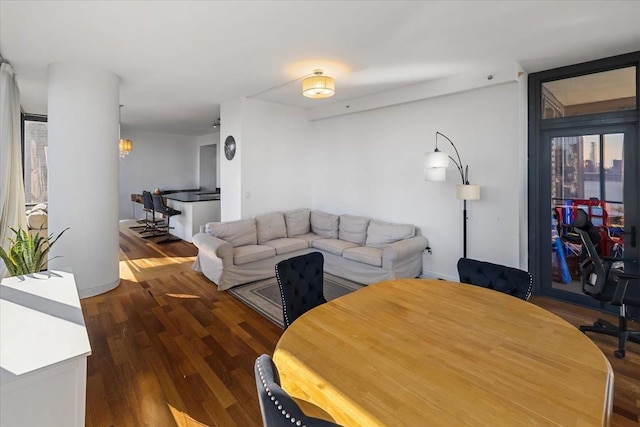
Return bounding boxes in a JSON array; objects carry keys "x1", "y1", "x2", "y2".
[
  {"x1": 275, "y1": 269, "x2": 291, "y2": 328},
  {"x1": 256, "y1": 358, "x2": 307, "y2": 427}
]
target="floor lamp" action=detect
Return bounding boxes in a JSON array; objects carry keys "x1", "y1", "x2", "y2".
[{"x1": 424, "y1": 132, "x2": 481, "y2": 258}]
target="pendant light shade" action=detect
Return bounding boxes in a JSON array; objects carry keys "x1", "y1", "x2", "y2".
[
  {"x1": 118, "y1": 105, "x2": 133, "y2": 159},
  {"x1": 302, "y1": 69, "x2": 335, "y2": 99},
  {"x1": 119, "y1": 139, "x2": 132, "y2": 158}
]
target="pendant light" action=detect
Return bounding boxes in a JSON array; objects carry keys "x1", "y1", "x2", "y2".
[{"x1": 118, "y1": 105, "x2": 133, "y2": 159}]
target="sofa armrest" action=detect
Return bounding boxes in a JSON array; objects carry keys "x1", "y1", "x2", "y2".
[
  {"x1": 381, "y1": 236, "x2": 429, "y2": 269},
  {"x1": 192, "y1": 233, "x2": 233, "y2": 263}
]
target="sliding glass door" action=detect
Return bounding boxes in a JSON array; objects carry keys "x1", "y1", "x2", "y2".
[
  {"x1": 529, "y1": 51, "x2": 640, "y2": 308},
  {"x1": 544, "y1": 126, "x2": 638, "y2": 304}
]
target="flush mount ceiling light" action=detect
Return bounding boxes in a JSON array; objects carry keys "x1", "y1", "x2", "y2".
[{"x1": 302, "y1": 69, "x2": 335, "y2": 99}]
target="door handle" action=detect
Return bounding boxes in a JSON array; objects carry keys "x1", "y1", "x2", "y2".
[{"x1": 621, "y1": 226, "x2": 636, "y2": 248}]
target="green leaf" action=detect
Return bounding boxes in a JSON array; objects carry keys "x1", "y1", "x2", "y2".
[{"x1": 1, "y1": 226, "x2": 69, "y2": 276}]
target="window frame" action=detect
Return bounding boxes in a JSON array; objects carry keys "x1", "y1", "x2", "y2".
[{"x1": 21, "y1": 113, "x2": 48, "y2": 207}]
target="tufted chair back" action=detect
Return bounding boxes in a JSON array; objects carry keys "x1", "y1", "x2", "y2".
[
  {"x1": 457, "y1": 258, "x2": 532, "y2": 301},
  {"x1": 254, "y1": 354, "x2": 341, "y2": 427},
  {"x1": 275, "y1": 252, "x2": 326, "y2": 329}
]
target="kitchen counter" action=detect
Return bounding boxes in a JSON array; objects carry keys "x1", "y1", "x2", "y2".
[{"x1": 164, "y1": 191, "x2": 220, "y2": 203}]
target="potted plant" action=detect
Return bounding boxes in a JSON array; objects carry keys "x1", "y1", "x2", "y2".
[{"x1": 0, "y1": 226, "x2": 68, "y2": 276}]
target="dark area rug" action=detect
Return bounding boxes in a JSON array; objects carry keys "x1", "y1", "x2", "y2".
[{"x1": 228, "y1": 273, "x2": 364, "y2": 328}]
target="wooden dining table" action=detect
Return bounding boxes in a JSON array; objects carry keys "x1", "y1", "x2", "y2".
[{"x1": 273, "y1": 278, "x2": 614, "y2": 427}]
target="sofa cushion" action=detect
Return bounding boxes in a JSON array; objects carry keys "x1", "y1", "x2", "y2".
[
  {"x1": 343, "y1": 246, "x2": 383, "y2": 267},
  {"x1": 310, "y1": 211, "x2": 339, "y2": 239},
  {"x1": 233, "y1": 245, "x2": 276, "y2": 265},
  {"x1": 366, "y1": 220, "x2": 416, "y2": 249},
  {"x1": 256, "y1": 212, "x2": 287, "y2": 244},
  {"x1": 339, "y1": 215, "x2": 370, "y2": 244},
  {"x1": 312, "y1": 238, "x2": 360, "y2": 256},
  {"x1": 207, "y1": 218, "x2": 257, "y2": 247},
  {"x1": 284, "y1": 208, "x2": 311, "y2": 237},
  {"x1": 263, "y1": 238, "x2": 308, "y2": 255},
  {"x1": 295, "y1": 232, "x2": 323, "y2": 246}
]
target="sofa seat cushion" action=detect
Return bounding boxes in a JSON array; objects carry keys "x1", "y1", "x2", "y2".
[
  {"x1": 339, "y1": 215, "x2": 370, "y2": 244},
  {"x1": 295, "y1": 232, "x2": 323, "y2": 246},
  {"x1": 285, "y1": 208, "x2": 311, "y2": 237},
  {"x1": 343, "y1": 246, "x2": 383, "y2": 267},
  {"x1": 207, "y1": 218, "x2": 257, "y2": 247},
  {"x1": 312, "y1": 239, "x2": 360, "y2": 256},
  {"x1": 233, "y1": 245, "x2": 276, "y2": 265},
  {"x1": 311, "y1": 211, "x2": 339, "y2": 239},
  {"x1": 256, "y1": 212, "x2": 287, "y2": 244},
  {"x1": 263, "y1": 238, "x2": 308, "y2": 255},
  {"x1": 366, "y1": 220, "x2": 416, "y2": 248}
]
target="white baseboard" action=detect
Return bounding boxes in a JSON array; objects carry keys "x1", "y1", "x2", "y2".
[{"x1": 78, "y1": 278, "x2": 120, "y2": 299}]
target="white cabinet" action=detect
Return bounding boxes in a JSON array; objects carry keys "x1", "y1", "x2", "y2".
[{"x1": 1, "y1": 271, "x2": 91, "y2": 427}]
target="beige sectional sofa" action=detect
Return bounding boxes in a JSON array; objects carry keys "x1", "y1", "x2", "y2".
[{"x1": 192, "y1": 208, "x2": 429, "y2": 290}]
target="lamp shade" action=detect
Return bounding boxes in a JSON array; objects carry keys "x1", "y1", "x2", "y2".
[
  {"x1": 456, "y1": 184, "x2": 480, "y2": 200},
  {"x1": 302, "y1": 70, "x2": 335, "y2": 99},
  {"x1": 424, "y1": 151, "x2": 449, "y2": 169},
  {"x1": 119, "y1": 138, "x2": 132, "y2": 153},
  {"x1": 424, "y1": 167, "x2": 446, "y2": 182},
  {"x1": 119, "y1": 138, "x2": 133, "y2": 159}
]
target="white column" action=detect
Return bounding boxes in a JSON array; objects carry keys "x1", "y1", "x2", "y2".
[{"x1": 47, "y1": 63, "x2": 120, "y2": 298}]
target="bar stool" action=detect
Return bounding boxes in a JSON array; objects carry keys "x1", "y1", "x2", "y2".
[{"x1": 152, "y1": 194, "x2": 182, "y2": 243}]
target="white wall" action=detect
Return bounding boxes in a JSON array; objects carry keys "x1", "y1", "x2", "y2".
[
  {"x1": 220, "y1": 98, "x2": 243, "y2": 221},
  {"x1": 241, "y1": 99, "x2": 313, "y2": 217},
  {"x1": 118, "y1": 130, "x2": 199, "y2": 220},
  {"x1": 219, "y1": 98, "x2": 313, "y2": 220},
  {"x1": 311, "y1": 82, "x2": 524, "y2": 280}
]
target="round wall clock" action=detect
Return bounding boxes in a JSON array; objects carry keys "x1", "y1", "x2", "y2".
[{"x1": 224, "y1": 135, "x2": 236, "y2": 160}]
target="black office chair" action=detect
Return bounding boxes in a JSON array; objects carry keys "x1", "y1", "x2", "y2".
[
  {"x1": 254, "y1": 354, "x2": 341, "y2": 427},
  {"x1": 275, "y1": 252, "x2": 326, "y2": 329},
  {"x1": 572, "y1": 208, "x2": 640, "y2": 358},
  {"x1": 151, "y1": 194, "x2": 181, "y2": 243},
  {"x1": 457, "y1": 258, "x2": 532, "y2": 301}
]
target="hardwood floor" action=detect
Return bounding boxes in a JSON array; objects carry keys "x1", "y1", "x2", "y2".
[{"x1": 82, "y1": 224, "x2": 639, "y2": 426}]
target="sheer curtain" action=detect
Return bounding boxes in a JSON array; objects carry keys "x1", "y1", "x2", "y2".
[{"x1": 0, "y1": 62, "x2": 27, "y2": 278}]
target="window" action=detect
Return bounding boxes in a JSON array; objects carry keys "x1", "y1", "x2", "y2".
[
  {"x1": 21, "y1": 115, "x2": 48, "y2": 205},
  {"x1": 541, "y1": 66, "x2": 637, "y2": 119}
]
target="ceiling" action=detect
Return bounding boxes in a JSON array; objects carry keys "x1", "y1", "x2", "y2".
[{"x1": 2, "y1": 1, "x2": 640, "y2": 136}]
